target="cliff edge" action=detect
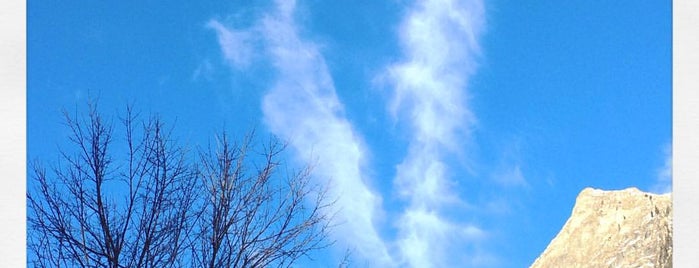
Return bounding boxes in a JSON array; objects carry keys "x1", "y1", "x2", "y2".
[{"x1": 530, "y1": 187, "x2": 672, "y2": 268}]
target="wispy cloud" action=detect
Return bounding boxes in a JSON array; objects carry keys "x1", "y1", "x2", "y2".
[
  {"x1": 383, "y1": 0, "x2": 487, "y2": 266},
  {"x1": 492, "y1": 164, "x2": 528, "y2": 188},
  {"x1": 490, "y1": 140, "x2": 529, "y2": 188},
  {"x1": 259, "y1": 2, "x2": 392, "y2": 264},
  {"x1": 208, "y1": 0, "x2": 393, "y2": 265},
  {"x1": 210, "y1": 0, "x2": 490, "y2": 266},
  {"x1": 652, "y1": 142, "x2": 672, "y2": 194},
  {"x1": 191, "y1": 59, "x2": 213, "y2": 82},
  {"x1": 207, "y1": 20, "x2": 255, "y2": 69}
]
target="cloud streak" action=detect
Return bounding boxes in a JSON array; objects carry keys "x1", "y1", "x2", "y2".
[
  {"x1": 492, "y1": 165, "x2": 528, "y2": 188},
  {"x1": 209, "y1": 0, "x2": 393, "y2": 265},
  {"x1": 383, "y1": 0, "x2": 487, "y2": 266},
  {"x1": 258, "y1": 3, "x2": 393, "y2": 265},
  {"x1": 652, "y1": 142, "x2": 672, "y2": 194},
  {"x1": 207, "y1": 20, "x2": 255, "y2": 69},
  {"x1": 210, "y1": 0, "x2": 490, "y2": 266}
]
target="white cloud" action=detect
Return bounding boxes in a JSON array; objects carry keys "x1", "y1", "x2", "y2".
[
  {"x1": 483, "y1": 197, "x2": 512, "y2": 215},
  {"x1": 191, "y1": 59, "x2": 214, "y2": 82},
  {"x1": 383, "y1": 0, "x2": 487, "y2": 266},
  {"x1": 652, "y1": 142, "x2": 672, "y2": 194},
  {"x1": 207, "y1": 20, "x2": 255, "y2": 69},
  {"x1": 209, "y1": 0, "x2": 393, "y2": 265},
  {"x1": 397, "y1": 207, "x2": 488, "y2": 267},
  {"x1": 210, "y1": 0, "x2": 490, "y2": 266},
  {"x1": 492, "y1": 164, "x2": 528, "y2": 188}
]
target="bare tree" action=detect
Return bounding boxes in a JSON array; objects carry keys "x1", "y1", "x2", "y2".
[
  {"x1": 191, "y1": 131, "x2": 333, "y2": 268},
  {"x1": 27, "y1": 103, "x2": 198, "y2": 267},
  {"x1": 28, "y1": 102, "x2": 334, "y2": 267}
]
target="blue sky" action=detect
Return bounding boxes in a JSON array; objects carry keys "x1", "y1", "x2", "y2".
[{"x1": 28, "y1": 0, "x2": 671, "y2": 267}]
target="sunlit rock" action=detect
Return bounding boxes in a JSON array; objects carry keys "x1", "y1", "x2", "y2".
[{"x1": 531, "y1": 187, "x2": 672, "y2": 268}]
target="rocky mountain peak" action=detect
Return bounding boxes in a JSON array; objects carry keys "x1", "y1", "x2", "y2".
[{"x1": 530, "y1": 187, "x2": 672, "y2": 268}]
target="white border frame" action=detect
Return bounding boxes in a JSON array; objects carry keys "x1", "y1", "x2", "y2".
[
  {"x1": 674, "y1": 0, "x2": 699, "y2": 265},
  {"x1": 0, "y1": 0, "x2": 27, "y2": 266},
  {"x1": 2, "y1": 0, "x2": 695, "y2": 266}
]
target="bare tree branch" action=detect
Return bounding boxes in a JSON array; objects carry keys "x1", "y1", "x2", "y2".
[
  {"x1": 28, "y1": 101, "x2": 335, "y2": 267},
  {"x1": 28, "y1": 103, "x2": 199, "y2": 267},
  {"x1": 193, "y1": 130, "x2": 333, "y2": 268}
]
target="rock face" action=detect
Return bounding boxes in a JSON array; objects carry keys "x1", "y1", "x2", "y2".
[{"x1": 530, "y1": 187, "x2": 672, "y2": 268}]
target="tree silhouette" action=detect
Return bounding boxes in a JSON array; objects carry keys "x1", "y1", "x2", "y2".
[
  {"x1": 27, "y1": 102, "x2": 332, "y2": 268},
  {"x1": 191, "y1": 131, "x2": 331, "y2": 268}
]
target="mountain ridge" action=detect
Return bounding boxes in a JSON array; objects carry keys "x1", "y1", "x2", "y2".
[{"x1": 530, "y1": 187, "x2": 672, "y2": 267}]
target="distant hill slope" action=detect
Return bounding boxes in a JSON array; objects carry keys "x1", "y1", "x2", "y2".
[{"x1": 530, "y1": 187, "x2": 672, "y2": 268}]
